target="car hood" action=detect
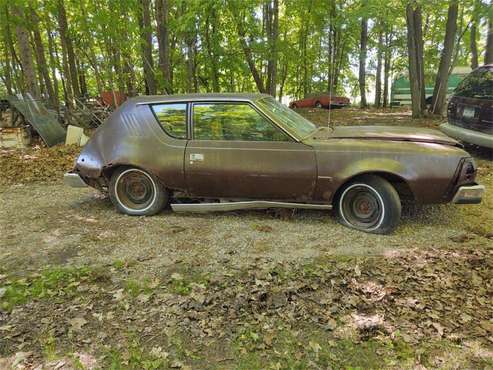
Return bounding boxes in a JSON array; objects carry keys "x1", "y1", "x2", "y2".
[{"x1": 307, "y1": 126, "x2": 461, "y2": 146}]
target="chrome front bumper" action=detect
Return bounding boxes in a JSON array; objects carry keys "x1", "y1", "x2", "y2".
[
  {"x1": 452, "y1": 184, "x2": 484, "y2": 204},
  {"x1": 64, "y1": 172, "x2": 87, "y2": 188}
]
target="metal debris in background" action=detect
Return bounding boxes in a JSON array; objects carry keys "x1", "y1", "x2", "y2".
[{"x1": 6, "y1": 94, "x2": 66, "y2": 147}]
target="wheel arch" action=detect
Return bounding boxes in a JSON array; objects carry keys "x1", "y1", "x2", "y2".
[
  {"x1": 101, "y1": 163, "x2": 168, "y2": 189},
  {"x1": 333, "y1": 171, "x2": 415, "y2": 204}
]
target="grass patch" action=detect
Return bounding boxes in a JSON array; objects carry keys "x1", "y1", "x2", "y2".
[
  {"x1": 232, "y1": 321, "x2": 420, "y2": 369},
  {"x1": 106, "y1": 343, "x2": 168, "y2": 370},
  {"x1": 167, "y1": 271, "x2": 209, "y2": 296},
  {"x1": 112, "y1": 259, "x2": 137, "y2": 270},
  {"x1": 0, "y1": 266, "x2": 105, "y2": 311}
]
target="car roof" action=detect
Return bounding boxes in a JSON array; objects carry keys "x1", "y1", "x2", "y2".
[
  {"x1": 129, "y1": 93, "x2": 271, "y2": 105},
  {"x1": 475, "y1": 64, "x2": 493, "y2": 71}
]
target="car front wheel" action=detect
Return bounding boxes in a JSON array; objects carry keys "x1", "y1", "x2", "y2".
[
  {"x1": 109, "y1": 167, "x2": 168, "y2": 216},
  {"x1": 336, "y1": 175, "x2": 401, "y2": 234}
]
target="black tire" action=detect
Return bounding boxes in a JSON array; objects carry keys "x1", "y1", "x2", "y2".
[
  {"x1": 291, "y1": 103, "x2": 298, "y2": 109},
  {"x1": 109, "y1": 167, "x2": 168, "y2": 216},
  {"x1": 315, "y1": 101, "x2": 323, "y2": 108},
  {"x1": 336, "y1": 175, "x2": 401, "y2": 234}
]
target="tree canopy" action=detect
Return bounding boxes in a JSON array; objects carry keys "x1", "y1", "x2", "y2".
[{"x1": 0, "y1": 0, "x2": 492, "y2": 109}]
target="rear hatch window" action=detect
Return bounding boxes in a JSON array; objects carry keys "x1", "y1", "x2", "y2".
[
  {"x1": 450, "y1": 67, "x2": 493, "y2": 134},
  {"x1": 455, "y1": 67, "x2": 493, "y2": 99}
]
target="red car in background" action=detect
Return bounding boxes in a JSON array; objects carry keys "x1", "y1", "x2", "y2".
[{"x1": 289, "y1": 93, "x2": 350, "y2": 109}]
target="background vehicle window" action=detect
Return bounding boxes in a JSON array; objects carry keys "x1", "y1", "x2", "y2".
[
  {"x1": 455, "y1": 68, "x2": 493, "y2": 99},
  {"x1": 193, "y1": 103, "x2": 290, "y2": 141},
  {"x1": 151, "y1": 103, "x2": 187, "y2": 139}
]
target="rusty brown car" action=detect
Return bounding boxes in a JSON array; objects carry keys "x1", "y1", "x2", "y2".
[
  {"x1": 65, "y1": 93, "x2": 484, "y2": 234},
  {"x1": 289, "y1": 93, "x2": 350, "y2": 109}
]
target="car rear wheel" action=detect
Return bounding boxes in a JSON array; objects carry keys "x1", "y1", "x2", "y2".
[
  {"x1": 315, "y1": 101, "x2": 323, "y2": 108},
  {"x1": 291, "y1": 103, "x2": 298, "y2": 109},
  {"x1": 109, "y1": 167, "x2": 168, "y2": 216},
  {"x1": 336, "y1": 175, "x2": 401, "y2": 234}
]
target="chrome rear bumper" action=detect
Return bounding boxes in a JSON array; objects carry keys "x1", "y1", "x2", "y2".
[
  {"x1": 64, "y1": 172, "x2": 87, "y2": 188},
  {"x1": 452, "y1": 184, "x2": 484, "y2": 204},
  {"x1": 440, "y1": 122, "x2": 493, "y2": 149}
]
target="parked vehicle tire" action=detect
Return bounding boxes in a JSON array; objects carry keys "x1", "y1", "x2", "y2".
[
  {"x1": 109, "y1": 167, "x2": 168, "y2": 216},
  {"x1": 315, "y1": 101, "x2": 323, "y2": 108},
  {"x1": 336, "y1": 175, "x2": 401, "y2": 234},
  {"x1": 291, "y1": 103, "x2": 298, "y2": 109}
]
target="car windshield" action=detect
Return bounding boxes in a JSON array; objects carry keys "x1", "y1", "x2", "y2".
[{"x1": 257, "y1": 96, "x2": 318, "y2": 139}]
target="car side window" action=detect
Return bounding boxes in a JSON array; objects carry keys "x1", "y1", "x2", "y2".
[
  {"x1": 193, "y1": 103, "x2": 290, "y2": 141},
  {"x1": 455, "y1": 68, "x2": 493, "y2": 99},
  {"x1": 151, "y1": 103, "x2": 187, "y2": 139}
]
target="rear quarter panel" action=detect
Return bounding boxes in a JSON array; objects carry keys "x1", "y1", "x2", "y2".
[
  {"x1": 76, "y1": 100, "x2": 187, "y2": 190},
  {"x1": 310, "y1": 139, "x2": 466, "y2": 204}
]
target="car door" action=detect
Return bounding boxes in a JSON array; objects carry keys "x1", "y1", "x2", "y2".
[{"x1": 184, "y1": 101, "x2": 317, "y2": 201}]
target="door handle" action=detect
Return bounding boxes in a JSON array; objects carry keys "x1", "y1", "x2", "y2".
[{"x1": 189, "y1": 153, "x2": 204, "y2": 164}]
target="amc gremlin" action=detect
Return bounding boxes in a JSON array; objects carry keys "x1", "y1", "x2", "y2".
[{"x1": 65, "y1": 93, "x2": 484, "y2": 234}]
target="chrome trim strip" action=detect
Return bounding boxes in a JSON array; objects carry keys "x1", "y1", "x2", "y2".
[{"x1": 171, "y1": 201, "x2": 332, "y2": 213}]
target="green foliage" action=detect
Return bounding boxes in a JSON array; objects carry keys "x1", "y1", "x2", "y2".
[
  {"x1": 0, "y1": 266, "x2": 94, "y2": 311},
  {"x1": 124, "y1": 277, "x2": 156, "y2": 297},
  {"x1": 168, "y1": 271, "x2": 209, "y2": 296},
  {"x1": 106, "y1": 339, "x2": 168, "y2": 370},
  {"x1": 0, "y1": 0, "x2": 490, "y2": 102}
]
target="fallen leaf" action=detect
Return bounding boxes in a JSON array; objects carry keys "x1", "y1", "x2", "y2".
[
  {"x1": 432, "y1": 322, "x2": 444, "y2": 337},
  {"x1": 69, "y1": 317, "x2": 87, "y2": 331},
  {"x1": 309, "y1": 341, "x2": 321, "y2": 353}
]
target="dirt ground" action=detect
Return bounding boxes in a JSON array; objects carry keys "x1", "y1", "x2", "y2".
[{"x1": 1, "y1": 108, "x2": 492, "y2": 369}]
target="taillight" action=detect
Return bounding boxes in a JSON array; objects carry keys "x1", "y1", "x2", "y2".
[{"x1": 458, "y1": 158, "x2": 476, "y2": 184}]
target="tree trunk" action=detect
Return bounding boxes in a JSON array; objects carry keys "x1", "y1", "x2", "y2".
[
  {"x1": 138, "y1": 0, "x2": 156, "y2": 95},
  {"x1": 470, "y1": 0, "x2": 480, "y2": 70},
  {"x1": 12, "y1": 4, "x2": 39, "y2": 98},
  {"x1": 232, "y1": 6, "x2": 266, "y2": 93},
  {"x1": 470, "y1": 24, "x2": 478, "y2": 69},
  {"x1": 266, "y1": 0, "x2": 278, "y2": 97},
  {"x1": 186, "y1": 36, "x2": 197, "y2": 93},
  {"x1": 57, "y1": 0, "x2": 80, "y2": 99},
  {"x1": 383, "y1": 29, "x2": 392, "y2": 108},
  {"x1": 406, "y1": 2, "x2": 426, "y2": 118},
  {"x1": 278, "y1": 58, "x2": 288, "y2": 101},
  {"x1": 78, "y1": 60, "x2": 88, "y2": 97},
  {"x1": 485, "y1": 12, "x2": 493, "y2": 65},
  {"x1": 3, "y1": 5, "x2": 22, "y2": 92},
  {"x1": 431, "y1": 1, "x2": 458, "y2": 115},
  {"x1": 111, "y1": 43, "x2": 125, "y2": 94},
  {"x1": 358, "y1": 16, "x2": 368, "y2": 108},
  {"x1": 375, "y1": 29, "x2": 383, "y2": 107},
  {"x1": 30, "y1": 7, "x2": 55, "y2": 105},
  {"x1": 204, "y1": 7, "x2": 220, "y2": 92},
  {"x1": 46, "y1": 28, "x2": 60, "y2": 109},
  {"x1": 155, "y1": 0, "x2": 172, "y2": 94},
  {"x1": 1, "y1": 9, "x2": 13, "y2": 95},
  {"x1": 2, "y1": 49, "x2": 13, "y2": 95}
]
